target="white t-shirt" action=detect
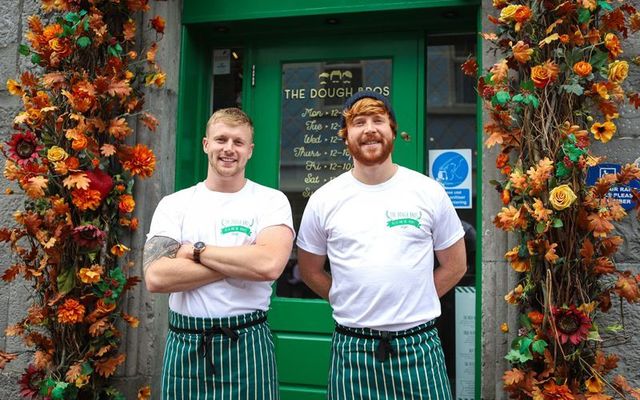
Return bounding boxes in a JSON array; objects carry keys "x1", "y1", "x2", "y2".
[
  {"x1": 146, "y1": 180, "x2": 294, "y2": 318},
  {"x1": 297, "y1": 166, "x2": 465, "y2": 330}
]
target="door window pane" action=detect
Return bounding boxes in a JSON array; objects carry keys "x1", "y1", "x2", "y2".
[
  {"x1": 211, "y1": 48, "x2": 243, "y2": 112},
  {"x1": 276, "y1": 59, "x2": 392, "y2": 298}
]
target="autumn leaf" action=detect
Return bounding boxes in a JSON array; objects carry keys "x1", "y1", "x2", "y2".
[
  {"x1": 539, "y1": 33, "x2": 560, "y2": 47},
  {"x1": 146, "y1": 42, "x2": 158, "y2": 63},
  {"x1": 121, "y1": 312, "x2": 140, "y2": 328},
  {"x1": 141, "y1": 112, "x2": 159, "y2": 132},
  {"x1": 593, "y1": 257, "x2": 615, "y2": 274},
  {"x1": 585, "y1": 375, "x2": 604, "y2": 393},
  {"x1": 149, "y1": 16, "x2": 165, "y2": 34},
  {"x1": 63, "y1": 172, "x2": 90, "y2": 190},
  {"x1": 490, "y1": 59, "x2": 509, "y2": 83},
  {"x1": 41, "y1": 72, "x2": 66, "y2": 88},
  {"x1": 100, "y1": 144, "x2": 117, "y2": 157},
  {"x1": 65, "y1": 361, "x2": 83, "y2": 383},
  {"x1": 615, "y1": 273, "x2": 640, "y2": 302},
  {"x1": 503, "y1": 368, "x2": 525, "y2": 386},
  {"x1": 124, "y1": 276, "x2": 142, "y2": 291},
  {"x1": 107, "y1": 79, "x2": 132, "y2": 98},
  {"x1": 89, "y1": 318, "x2": 111, "y2": 337},
  {"x1": 2, "y1": 264, "x2": 23, "y2": 282},
  {"x1": 95, "y1": 345, "x2": 113, "y2": 357},
  {"x1": 586, "y1": 394, "x2": 612, "y2": 400},
  {"x1": 628, "y1": 93, "x2": 640, "y2": 109},
  {"x1": 138, "y1": 386, "x2": 151, "y2": 400},
  {"x1": 123, "y1": 18, "x2": 136, "y2": 41},
  {"x1": 0, "y1": 351, "x2": 17, "y2": 369},
  {"x1": 24, "y1": 176, "x2": 48, "y2": 199},
  {"x1": 580, "y1": 239, "x2": 594, "y2": 262},
  {"x1": 108, "y1": 118, "x2": 132, "y2": 139},
  {"x1": 94, "y1": 354, "x2": 126, "y2": 378}
]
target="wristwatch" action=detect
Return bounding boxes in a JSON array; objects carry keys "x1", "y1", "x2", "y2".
[{"x1": 193, "y1": 241, "x2": 206, "y2": 263}]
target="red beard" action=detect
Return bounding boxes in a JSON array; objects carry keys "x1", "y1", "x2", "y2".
[{"x1": 347, "y1": 133, "x2": 394, "y2": 166}]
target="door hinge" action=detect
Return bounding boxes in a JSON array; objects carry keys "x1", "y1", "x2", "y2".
[{"x1": 251, "y1": 64, "x2": 256, "y2": 87}]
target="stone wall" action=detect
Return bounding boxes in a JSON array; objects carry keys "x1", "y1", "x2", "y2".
[{"x1": 0, "y1": 1, "x2": 182, "y2": 398}]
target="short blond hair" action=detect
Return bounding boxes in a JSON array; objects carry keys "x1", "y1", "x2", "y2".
[{"x1": 206, "y1": 108, "x2": 254, "y2": 139}]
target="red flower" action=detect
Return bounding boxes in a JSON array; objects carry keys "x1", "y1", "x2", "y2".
[
  {"x1": 85, "y1": 168, "x2": 114, "y2": 200},
  {"x1": 71, "y1": 224, "x2": 106, "y2": 249},
  {"x1": 18, "y1": 364, "x2": 44, "y2": 399},
  {"x1": 550, "y1": 305, "x2": 592, "y2": 345},
  {"x1": 6, "y1": 131, "x2": 43, "y2": 166}
]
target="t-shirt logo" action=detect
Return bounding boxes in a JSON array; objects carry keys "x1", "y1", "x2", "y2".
[
  {"x1": 385, "y1": 210, "x2": 421, "y2": 228},
  {"x1": 220, "y1": 218, "x2": 254, "y2": 236}
]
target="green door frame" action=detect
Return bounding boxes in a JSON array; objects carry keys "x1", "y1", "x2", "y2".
[{"x1": 175, "y1": 2, "x2": 483, "y2": 399}]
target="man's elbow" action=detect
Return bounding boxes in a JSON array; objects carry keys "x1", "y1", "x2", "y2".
[
  {"x1": 144, "y1": 268, "x2": 166, "y2": 293},
  {"x1": 261, "y1": 260, "x2": 286, "y2": 281}
]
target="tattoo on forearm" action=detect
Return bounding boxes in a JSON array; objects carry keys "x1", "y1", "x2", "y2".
[{"x1": 143, "y1": 236, "x2": 180, "y2": 271}]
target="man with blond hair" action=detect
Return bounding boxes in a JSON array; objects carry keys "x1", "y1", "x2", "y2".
[
  {"x1": 144, "y1": 108, "x2": 293, "y2": 399},
  {"x1": 297, "y1": 91, "x2": 466, "y2": 399}
]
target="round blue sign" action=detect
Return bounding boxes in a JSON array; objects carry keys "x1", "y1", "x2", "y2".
[{"x1": 432, "y1": 151, "x2": 468, "y2": 188}]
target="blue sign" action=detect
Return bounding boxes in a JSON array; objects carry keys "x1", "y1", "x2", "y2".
[
  {"x1": 429, "y1": 149, "x2": 472, "y2": 209},
  {"x1": 432, "y1": 151, "x2": 469, "y2": 188},
  {"x1": 586, "y1": 163, "x2": 640, "y2": 211}
]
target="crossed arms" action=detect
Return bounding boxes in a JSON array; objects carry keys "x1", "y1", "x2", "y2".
[{"x1": 143, "y1": 225, "x2": 294, "y2": 293}]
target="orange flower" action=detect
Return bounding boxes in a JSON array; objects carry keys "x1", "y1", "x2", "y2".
[
  {"x1": 530, "y1": 198, "x2": 552, "y2": 222},
  {"x1": 531, "y1": 60, "x2": 559, "y2": 88},
  {"x1": 528, "y1": 310, "x2": 544, "y2": 325},
  {"x1": 500, "y1": 322, "x2": 509, "y2": 333},
  {"x1": 513, "y1": 6, "x2": 532, "y2": 31},
  {"x1": 543, "y1": 381, "x2": 575, "y2": 400},
  {"x1": 138, "y1": 386, "x2": 151, "y2": 400},
  {"x1": 57, "y1": 298, "x2": 86, "y2": 324},
  {"x1": 512, "y1": 41, "x2": 533, "y2": 64},
  {"x1": 111, "y1": 244, "x2": 130, "y2": 257},
  {"x1": 573, "y1": 61, "x2": 592, "y2": 77},
  {"x1": 604, "y1": 33, "x2": 623, "y2": 58},
  {"x1": 505, "y1": 284, "x2": 524, "y2": 304},
  {"x1": 71, "y1": 188, "x2": 102, "y2": 211},
  {"x1": 150, "y1": 16, "x2": 165, "y2": 34},
  {"x1": 118, "y1": 194, "x2": 135, "y2": 213},
  {"x1": 6, "y1": 79, "x2": 23, "y2": 96},
  {"x1": 48, "y1": 37, "x2": 72, "y2": 58},
  {"x1": 590, "y1": 121, "x2": 616, "y2": 143},
  {"x1": 608, "y1": 60, "x2": 629, "y2": 84},
  {"x1": 121, "y1": 144, "x2": 156, "y2": 178},
  {"x1": 501, "y1": 189, "x2": 511, "y2": 205},
  {"x1": 78, "y1": 265, "x2": 103, "y2": 284}
]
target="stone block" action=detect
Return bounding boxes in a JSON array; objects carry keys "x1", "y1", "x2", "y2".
[{"x1": 0, "y1": 2, "x2": 19, "y2": 48}]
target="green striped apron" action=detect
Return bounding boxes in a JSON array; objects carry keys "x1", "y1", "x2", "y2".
[
  {"x1": 328, "y1": 321, "x2": 452, "y2": 400},
  {"x1": 162, "y1": 310, "x2": 279, "y2": 400}
]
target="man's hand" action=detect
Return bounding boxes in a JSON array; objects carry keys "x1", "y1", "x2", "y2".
[{"x1": 434, "y1": 237, "x2": 467, "y2": 297}]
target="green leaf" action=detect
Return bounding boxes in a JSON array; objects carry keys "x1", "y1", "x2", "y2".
[
  {"x1": 57, "y1": 268, "x2": 76, "y2": 295},
  {"x1": 81, "y1": 362, "x2": 94, "y2": 374},
  {"x1": 62, "y1": 24, "x2": 75, "y2": 38},
  {"x1": 536, "y1": 222, "x2": 547, "y2": 234},
  {"x1": 552, "y1": 218, "x2": 563, "y2": 228},
  {"x1": 590, "y1": 49, "x2": 609, "y2": 70},
  {"x1": 525, "y1": 95, "x2": 539, "y2": 108},
  {"x1": 84, "y1": 19, "x2": 90, "y2": 31},
  {"x1": 520, "y1": 80, "x2": 534, "y2": 91},
  {"x1": 578, "y1": 8, "x2": 591, "y2": 24},
  {"x1": 51, "y1": 382, "x2": 69, "y2": 400},
  {"x1": 531, "y1": 339, "x2": 548, "y2": 354},
  {"x1": 512, "y1": 94, "x2": 525, "y2": 103},
  {"x1": 79, "y1": 9, "x2": 88, "y2": 17},
  {"x1": 520, "y1": 314, "x2": 532, "y2": 330},
  {"x1": 64, "y1": 12, "x2": 80, "y2": 23},
  {"x1": 31, "y1": 53, "x2": 41, "y2": 65},
  {"x1": 560, "y1": 84, "x2": 584, "y2": 96},
  {"x1": 18, "y1": 44, "x2": 30, "y2": 56},
  {"x1": 606, "y1": 324, "x2": 624, "y2": 333},
  {"x1": 597, "y1": 0, "x2": 613, "y2": 11},
  {"x1": 40, "y1": 378, "x2": 56, "y2": 396},
  {"x1": 587, "y1": 329, "x2": 602, "y2": 341},
  {"x1": 494, "y1": 91, "x2": 511, "y2": 105},
  {"x1": 77, "y1": 36, "x2": 91, "y2": 48},
  {"x1": 556, "y1": 162, "x2": 571, "y2": 178}
]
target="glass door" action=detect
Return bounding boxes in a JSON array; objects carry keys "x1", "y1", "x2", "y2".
[{"x1": 248, "y1": 33, "x2": 423, "y2": 400}]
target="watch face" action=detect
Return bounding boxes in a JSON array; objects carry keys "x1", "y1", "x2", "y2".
[{"x1": 194, "y1": 242, "x2": 205, "y2": 251}]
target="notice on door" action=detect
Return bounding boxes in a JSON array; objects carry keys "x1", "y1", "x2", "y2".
[
  {"x1": 429, "y1": 149, "x2": 473, "y2": 209},
  {"x1": 279, "y1": 60, "x2": 391, "y2": 200},
  {"x1": 455, "y1": 286, "x2": 475, "y2": 400}
]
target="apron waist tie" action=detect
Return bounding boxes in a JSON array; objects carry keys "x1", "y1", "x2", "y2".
[
  {"x1": 335, "y1": 322, "x2": 436, "y2": 363},
  {"x1": 169, "y1": 315, "x2": 267, "y2": 374}
]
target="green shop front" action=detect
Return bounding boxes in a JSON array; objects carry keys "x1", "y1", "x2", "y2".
[{"x1": 176, "y1": 1, "x2": 482, "y2": 399}]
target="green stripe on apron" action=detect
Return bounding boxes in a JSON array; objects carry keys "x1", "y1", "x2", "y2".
[
  {"x1": 162, "y1": 310, "x2": 279, "y2": 400},
  {"x1": 328, "y1": 321, "x2": 452, "y2": 400}
]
